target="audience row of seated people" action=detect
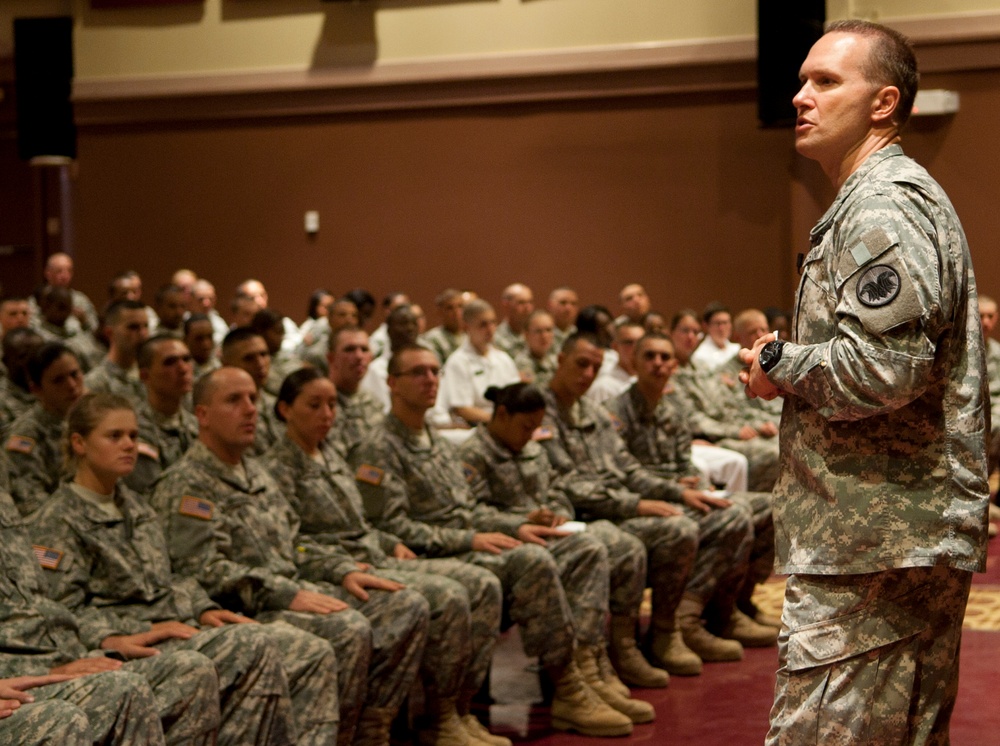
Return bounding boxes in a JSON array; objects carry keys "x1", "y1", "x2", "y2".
[{"x1": 0, "y1": 257, "x2": 988, "y2": 743}]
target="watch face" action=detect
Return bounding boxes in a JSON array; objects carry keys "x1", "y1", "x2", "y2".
[{"x1": 760, "y1": 341, "x2": 783, "y2": 372}]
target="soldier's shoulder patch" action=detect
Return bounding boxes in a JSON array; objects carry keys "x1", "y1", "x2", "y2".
[
  {"x1": 607, "y1": 413, "x2": 624, "y2": 433},
  {"x1": 33, "y1": 544, "x2": 63, "y2": 570},
  {"x1": 856, "y1": 264, "x2": 901, "y2": 307},
  {"x1": 355, "y1": 464, "x2": 384, "y2": 486},
  {"x1": 531, "y1": 426, "x2": 553, "y2": 441},
  {"x1": 5, "y1": 435, "x2": 35, "y2": 455},
  {"x1": 462, "y1": 462, "x2": 477, "y2": 483},
  {"x1": 136, "y1": 441, "x2": 160, "y2": 461},
  {"x1": 179, "y1": 495, "x2": 214, "y2": 520}
]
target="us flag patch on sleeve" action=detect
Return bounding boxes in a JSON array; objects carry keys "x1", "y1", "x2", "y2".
[
  {"x1": 5, "y1": 435, "x2": 35, "y2": 455},
  {"x1": 179, "y1": 496, "x2": 214, "y2": 520},
  {"x1": 532, "y1": 427, "x2": 553, "y2": 441},
  {"x1": 136, "y1": 441, "x2": 159, "y2": 460},
  {"x1": 355, "y1": 464, "x2": 384, "y2": 486},
  {"x1": 33, "y1": 545, "x2": 63, "y2": 570}
]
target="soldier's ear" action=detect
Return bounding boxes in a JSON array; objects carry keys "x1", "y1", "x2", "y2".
[{"x1": 871, "y1": 85, "x2": 900, "y2": 125}]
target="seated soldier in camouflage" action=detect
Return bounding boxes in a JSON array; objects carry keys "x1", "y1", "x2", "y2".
[
  {"x1": 6, "y1": 343, "x2": 85, "y2": 518},
  {"x1": 420, "y1": 288, "x2": 467, "y2": 366},
  {"x1": 35, "y1": 286, "x2": 104, "y2": 372},
  {"x1": 458, "y1": 382, "x2": 660, "y2": 716},
  {"x1": 84, "y1": 300, "x2": 150, "y2": 405},
  {"x1": 124, "y1": 335, "x2": 200, "y2": 494},
  {"x1": 252, "y1": 309, "x2": 305, "y2": 397},
  {"x1": 547, "y1": 287, "x2": 579, "y2": 350},
  {"x1": 263, "y1": 367, "x2": 507, "y2": 746},
  {"x1": 184, "y1": 313, "x2": 221, "y2": 381},
  {"x1": 540, "y1": 333, "x2": 754, "y2": 676},
  {"x1": 669, "y1": 310, "x2": 780, "y2": 492},
  {"x1": 0, "y1": 328, "x2": 42, "y2": 433},
  {"x1": 513, "y1": 310, "x2": 559, "y2": 386},
  {"x1": 604, "y1": 333, "x2": 778, "y2": 646},
  {"x1": 325, "y1": 326, "x2": 383, "y2": 459},
  {"x1": 220, "y1": 328, "x2": 283, "y2": 455},
  {"x1": 352, "y1": 344, "x2": 634, "y2": 738},
  {"x1": 717, "y1": 309, "x2": 783, "y2": 423},
  {"x1": 0, "y1": 452, "x2": 224, "y2": 745},
  {"x1": 152, "y1": 366, "x2": 427, "y2": 746},
  {"x1": 31, "y1": 391, "x2": 324, "y2": 746},
  {"x1": 151, "y1": 284, "x2": 187, "y2": 338}
]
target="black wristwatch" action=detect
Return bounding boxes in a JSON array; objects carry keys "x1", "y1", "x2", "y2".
[{"x1": 758, "y1": 340, "x2": 785, "y2": 373}]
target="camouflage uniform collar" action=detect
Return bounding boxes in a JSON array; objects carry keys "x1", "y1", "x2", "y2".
[
  {"x1": 31, "y1": 401, "x2": 66, "y2": 429},
  {"x1": 475, "y1": 424, "x2": 517, "y2": 463},
  {"x1": 812, "y1": 144, "x2": 906, "y2": 241},
  {"x1": 542, "y1": 386, "x2": 599, "y2": 429},
  {"x1": 186, "y1": 440, "x2": 265, "y2": 493},
  {"x1": 55, "y1": 481, "x2": 138, "y2": 526},
  {"x1": 626, "y1": 383, "x2": 658, "y2": 423},
  {"x1": 385, "y1": 413, "x2": 437, "y2": 453}
]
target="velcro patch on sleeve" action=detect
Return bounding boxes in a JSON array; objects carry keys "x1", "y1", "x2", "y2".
[
  {"x1": 33, "y1": 544, "x2": 63, "y2": 570},
  {"x1": 5, "y1": 435, "x2": 35, "y2": 455},
  {"x1": 136, "y1": 441, "x2": 160, "y2": 460},
  {"x1": 179, "y1": 496, "x2": 215, "y2": 521},
  {"x1": 355, "y1": 464, "x2": 385, "y2": 486},
  {"x1": 531, "y1": 426, "x2": 553, "y2": 441}
]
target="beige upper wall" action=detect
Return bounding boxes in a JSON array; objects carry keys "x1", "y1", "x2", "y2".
[{"x1": 3, "y1": 1, "x2": 1000, "y2": 80}]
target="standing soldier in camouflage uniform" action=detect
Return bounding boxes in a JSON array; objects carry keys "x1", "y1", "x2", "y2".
[
  {"x1": 31, "y1": 391, "x2": 321, "y2": 746},
  {"x1": 83, "y1": 300, "x2": 150, "y2": 405},
  {"x1": 458, "y1": 381, "x2": 656, "y2": 724},
  {"x1": 740, "y1": 21, "x2": 989, "y2": 744},
  {"x1": 670, "y1": 310, "x2": 781, "y2": 492},
  {"x1": 540, "y1": 333, "x2": 753, "y2": 678},
  {"x1": 6, "y1": 343, "x2": 84, "y2": 518},
  {"x1": 605, "y1": 334, "x2": 777, "y2": 648},
  {"x1": 0, "y1": 452, "x2": 222, "y2": 745},
  {"x1": 153, "y1": 366, "x2": 427, "y2": 746},
  {"x1": 352, "y1": 345, "x2": 634, "y2": 738},
  {"x1": 326, "y1": 326, "x2": 384, "y2": 459},
  {"x1": 264, "y1": 367, "x2": 506, "y2": 746},
  {"x1": 126, "y1": 335, "x2": 200, "y2": 494}
]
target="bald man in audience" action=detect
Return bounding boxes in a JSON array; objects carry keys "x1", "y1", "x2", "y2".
[
  {"x1": 420, "y1": 288, "x2": 467, "y2": 365},
  {"x1": 235, "y1": 279, "x2": 302, "y2": 353},
  {"x1": 326, "y1": 326, "x2": 383, "y2": 459},
  {"x1": 719, "y1": 308, "x2": 783, "y2": 421},
  {"x1": 493, "y1": 283, "x2": 534, "y2": 359},
  {"x1": 615, "y1": 284, "x2": 651, "y2": 325},
  {"x1": 547, "y1": 287, "x2": 579, "y2": 349},
  {"x1": 191, "y1": 279, "x2": 229, "y2": 346},
  {"x1": 28, "y1": 253, "x2": 98, "y2": 334}
]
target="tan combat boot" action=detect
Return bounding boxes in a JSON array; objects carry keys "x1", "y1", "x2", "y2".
[
  {"x1": 353, "y1": 706, "x2": 394, "y2": 746},
  {"x1": 575, "y1": 646, "x2": 655, "y2": 724},
  {"x1": 460, "y1": 715, "x2": 511, "y2": 746},
  {"x1": 677, "y1": 595, "x2": 743, "y2": 662},
  {"x1": 608, "y1": 615, "x2": 669, "y2": 688},
  {"x1": 418, "y1": 700, "x2": 477, "y2": 746},
  {"x1": 723, "y1": 609, "x2": 779, "y2": 647},
  {"x1": 549, "y1": 660, "x2": 634, "y2": 737},
  {"x1": 594, "y1": 644, "x2": 631, "y2": 698},
  {"x1": 647, "y1": 602, "x2": 703, "y2": 676}
]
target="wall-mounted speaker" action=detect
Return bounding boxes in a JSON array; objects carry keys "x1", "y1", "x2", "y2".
[
  {"x1": 757, "y1": 1, "x2": 825, "y2": 128},
  {"x1": 14, "y1": 16, "x2": 76, "y2": 161}
]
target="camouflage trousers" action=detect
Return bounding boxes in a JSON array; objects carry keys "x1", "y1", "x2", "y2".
[
  {"x1": 257, "y1": 621, "x2": 340, "y2": 746},
  {"x1": 716, "y1": 436, "x2": 780, "y2": 493},
  {"x1": 464, "y1": 543, "x2": 577, "y2": 670},
  {"x1": 386, "y1": 557, "x2": 502, "y2": 710},
  {"x1": 156, "y1": 623, "x2": 295, "y2": 746},
  {"x1": 377, "y1": 558, "x2": 478, "y2": 708},
  {"x1": 617, "y1": 514, "x2": 698, "y2": 630},
  {"x1": 680, "y1": 502, "x2": 752, "y2": 606},
  {"x1": 586, "y1": 520, "x2": 647, "y2": 618},
  {"x1": 5, "y1": 669, "x2": 165, "y2": 746},
  {"x1": 768, "y1": 565, "x2": 972, "y2": 746},
  {"x1": 123, "y1": 648, "x2": 222, "y2": 745},
  {"x1": 542, "y1": 531, "x2": 611, "y2": 648},
  {"x1": 262, "y1": 580, "x2": 427, "y2": 743}
]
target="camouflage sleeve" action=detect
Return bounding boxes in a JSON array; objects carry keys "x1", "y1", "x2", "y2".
[
  {"x1": 671, "y1": 377, "x2": 743, "y2": 441},
  {"x1": 350, "y1": 439, "x2": 476, "y2": 557},
  {"x1": 769, "y1": 190, "x2": 943, "y2": 422},
  {"x1": 170, "y1": 575, "x2": 221, "y2": 622},
  {"x1": 29, "y1": 504, "x2": 150, "y2": 650},
  {"x1": 150, "y1": 476, "x2": 302, "y2": 614},
  {"x1": 5, "y1": 438, "x2": 58, "y2": 519},
  {"x1": 537, "y1": 415, "x2": 641, "y2": 521},
  {"x1": 461, "y1": 452, "x2": 526, "y2": 537}
]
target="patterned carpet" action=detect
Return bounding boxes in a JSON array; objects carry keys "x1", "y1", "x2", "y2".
[{"x1": 751, "y1": 579, "x2": 1000, "y2": 632}]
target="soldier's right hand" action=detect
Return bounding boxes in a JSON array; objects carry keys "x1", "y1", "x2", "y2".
[
  {"x1": 50, "y1": 658, "x2": 123, "y2": 676},
  {"x1": 472, "y1": 532, "x2": 522, "y2": 554},
  {"x1": 0, "y1": 674, "x2": 77, "y2": 716},
  {"x1": 636, "y1": 500, "x2": 682, "y2": 518},
  {"x1": 289, "y1": 590, "x2": 349, "y2": 614}
]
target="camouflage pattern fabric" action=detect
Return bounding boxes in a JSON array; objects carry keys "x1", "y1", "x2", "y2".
[
  {"x1": 985, "y1": 336, "x2": 1000, "y2": 475},
  {"x1": 327, "y1": 388, "x2": 385, "y2": 461},
  {"x1": 125, "y1": 401, "x2": 199, "y2": 495},
  {"x1": 0, "y1": 378, "x2": 34, "y2": 436},
  {"x1": 492, "y1": 320, "x2": 527, "y2": 360},
  {"x1": 513, "y1": 348, "x2": 559, "y2": 386},
  {"x1": 420, "y1": 326, "x2": 465, "y2": 367},
  {"x1": 83, "y1": 359, "x2": 146, "y2": 405},
  {"x1": 5, "y1": 403, "x2": 66, "y2": 518}
]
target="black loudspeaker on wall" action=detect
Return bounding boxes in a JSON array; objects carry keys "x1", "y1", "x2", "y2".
[
  {"x1": 14, "y1": 16, "x2": 77, "y2": 161},
  {"x1": 757, "y1": 1, "x2": 826, "y2": 128}
]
